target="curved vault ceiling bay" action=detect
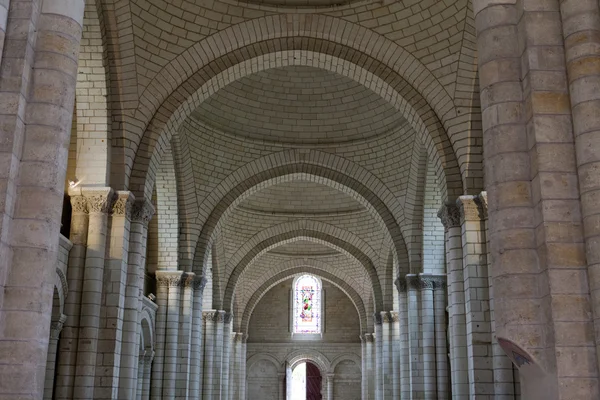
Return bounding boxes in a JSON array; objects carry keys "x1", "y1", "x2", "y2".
[{"x1": 186, "y1": 64, "x2": 417, "y2": 313}]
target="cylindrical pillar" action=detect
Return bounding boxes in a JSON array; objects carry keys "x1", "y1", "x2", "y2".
[
  {"x1": 189, "y1": 276, "x2": 207, "y2": 400},
  {"x1": 0, "y1": 2, "x2": 85, "y2": 396},
  {"x1": 395, "y1": 279, "x2": 410, "y2": 400},
  {"x1": 433, "y1": 276, "x2": 449, "y2": 399},
  {"x1": 241, "y1": 336, "x2": 248, "y2": 400},
  {"x1": 364, "y1": 333, "x2": 375, "y2": 399},
  {"x1": 150, "y1": 275, "x2": 168, "y2": 399},
  {"x1": 55, "y1": 196, "x2": 88, "y2": 399},
  {"x1": 222, "y1": 313, "x2": 233, "y2": 400},
  {"x1": 162, "y1": 272, "x2": 183, "y2": 398},
  {"x1": 136, "y1": 354, "x2": 145, "y2": 400},
  {"x1": 286, "y1": 363, "x2": 293, "y2": 400},
  {"x1": 119, "y1": 200, "x2": 153, "y2": 399},
  {"x1": 177, "y1": 273, "x2": 195, "y2": 398},
  {"x1": 142, "y1": 351, "x2": 154, "y2": 400},
  {"x1": 73, "y1": 189, "x2": 113, "y2": 399},
  {"x1": 278, "y1": 372, "x2": 285, "y2": 400},
  {"x1": 374, "y1": 315, "x2": 383, "y2": 400},
  {"x1": 326, "y1": 374, "x2": 334, "y2": 400},
  {"x1": 202, "y1": 311, "x2": 216, "y2": 399},
  {"x1": 560, "y1": 0, "x2": 600, "y2": 372},
  {"x1": 420, "y1": 276, "x2": 437, "y2": 400}
]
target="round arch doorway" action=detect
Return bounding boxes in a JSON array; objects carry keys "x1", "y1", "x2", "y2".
[{"x1": 288, "y1": 361, "x2": 323, "y2": 400}]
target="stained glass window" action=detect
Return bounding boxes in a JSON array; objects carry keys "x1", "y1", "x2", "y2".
[{"x1": 293, "y1": 275, "x2": 321, "y2": 334}]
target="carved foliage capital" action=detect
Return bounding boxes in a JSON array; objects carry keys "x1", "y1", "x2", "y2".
[
  {"x1": 437, "y1": 202, "x2": 461, "y2": 229},
  {"x1": 395, "y1": 277, "x2": 407, "y2": 293},
  {"x1": 70, "y1": 195, "x2": 88, "y2": 214},
  {"x1": 457, "y1": 195, "x2": 484, "y2": 222},
  {"x1": 155, "y1": 271, "x2": 185, "y2": 287},
  {"x1": 111, "y1": 191, "x2": 135, "y2": 217},
  {"x1": 361, "y1": 333, "x2": 374, "y2": 343},
  {"x1": 131, "y1": 199, "x2": 155, "y2": 225},
  {"x1": 193, "y1": 276, "x2": 208, "y2": 292},
  {"x1": 84, "y1": 189, "x2": 115, "y2": 214},
  {"x1": 404, "y1": 274, "x2": 447, "y2": 291}
]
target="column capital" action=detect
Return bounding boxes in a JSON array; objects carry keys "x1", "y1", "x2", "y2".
[
  {"x1": 326, "y1": 374, "x2": 335, "y2": 381},
  {"x1": 437, "y1": 202, "x2": 461, "y2": 230},
  {"x1": 405, "y1": 274, "x2": 447, "y2": 291},
  {"x1": 395, "y1": 276, "x2": 407, "y2": 293},
  {"x1": 131, "y1": 199, "x2": 155, "y2": 225},
  {"x1": 111, "y1": 191, "x2": 135, "y2": 218},
  {"x1": 456, "y1": 195, "x2": 484, "y2": 223},
  {"x1": 50, "y1": 314, "x2": 68, "y2": 339},
  {"x1": 234, "y1": 332, "x2": 245, "y2": 343},
  {"x1": 202, "y1": 310, "x2": 228, "y2": 323},
  {"x1": 224, "y1": 312, "x2": 233, "y2": 324},
  {"x1": 155, "y1": 270, "x2": 185, "y2": 287},
  {"x1": 361, "y1": 333, "x2": 374, "y2": 343},
  {"x1": 193, "y1": 275, "x2": 208, "y2": 292},
  {"x1": 82, "y1": 187, "x2": 115, "y2": 214}
]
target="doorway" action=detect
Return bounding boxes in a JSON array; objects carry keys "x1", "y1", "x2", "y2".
[{"x1": 290, "y1": 361, "x2": 322, "y2": 400}]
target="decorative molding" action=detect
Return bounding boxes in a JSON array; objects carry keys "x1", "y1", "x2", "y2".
[
  {"x1": 380, "y1": 311, "x2": 393, "y2": 323},
  {"x1": 361, "y1": 333, "x2": 374, "y2": 343},
  {"x1": 202, "y1": 310, "x2": 227, "y2": 323},
  {"x1": 111, "y1": 191, "x2": 135, "y2": 217},
  {"x1": 202, "y1": 311, "x2": 217, "y2": 322},
  {"x1": 234, "y1": 333, "x2": 244, "y2": 343},
  {"x1": 180, "y1": 273, "x2": 196, "y2": 288},
  {"x1": 389, "y1": 311, "x2": 399, "y2": 323},
  {"x1": 56, "y1": 268, "x2": 68, "y2": 300},
  {"x1": 437, "y1": 202, "x2": 461, "y2": 230},
  {"x1": 50, "y1": 314, "x2": 68, "y2": 339},
  {"x1": 224, "y1": 312, "x2": 233, "y2": 324},
  {"x1": 131, "y1": 199, "x2": 155, "y2": 225}
]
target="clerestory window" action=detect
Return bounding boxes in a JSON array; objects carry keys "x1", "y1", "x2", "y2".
[{"x1": 292, "y1": 275, "x2": 322, "y2": 335}]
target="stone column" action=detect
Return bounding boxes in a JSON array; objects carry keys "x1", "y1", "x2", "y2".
[
  {"x1": 189, "y1": 276, "x2": 207, "y2": 400},
  {"x1": 438, "y1": 203, "x2": 468, "y2": 398},
  {"x1": 241, "y1": 335, "x2": 248, "y2": 400},
  {"x1": 177, "y1": 273, "x2": 196, "y2": 398},
  {"x1": 222, "y1": 313, "x2": 233, "y2": 400},
  {"x1": 432, "y1": 276, "x2": 449, "y2": 399},
  {"x1": 95, "y1": 191, "x2": 135, "y2": 399},
  {"x1": 202, "y1": 311, "x2": 217, "y2": 399},
  {"x1": 73, "y1": 188, "x2": 113, "y2": 399},
  {"x1": 212, "y1": 311, "x2": 226, "y2": 398},
  {"x1": 0, "y1": 0, "x2": 8, "y2": 64},
  {"x1": 162, "y1": 271, "x2": 184, "y2": 398},
  {"x1": 362, "y1": 333, "x2": 375, "y2": 399},
  {"x1": 559, "y1": 0, "x2": 600, "y2": 373},
  {"x1": 151, "y1": 274, "x2": 168, "y2": 399},
  {"x1": 380, "y1": 312, "x2": 394, "y2": 399},
  {"x1": 406, "y1": 275, "x2": 424, "y2": 398},
  {"x1": 326, "y1": 374, "x2": 334, "y2": 400},
  {"x1": 55, "y1": 195, "x2": 88, "y2": 399},
  {"x1": 45, "y1": 314, "x2": 68, "y2": 400},
  {"x1": 0, "y1": 2, "x2": 85, "y2": 397},
  {"x1": 142, "y1": 351, "x2": 154, "y2": 400},
  {"x1": 374, "y1": 315, "x2": 383, "y2": 400},
  {"x1": 136, "y1": 353, "x2": 145, "y2": 400},
  {"x1": 119, "y1": 200, "x2": 154, "y2": 399},
  {"x1": 457, "y1": 195, "x2": 494, "y2": 398},
  {"x1": 232, "y1": 332, "x2": 245, "y2": 400},
  {"x1": 285, "y1": 362, "x2": 293, "y2": 400},
  {"x1": 390, "y1": 312, "x2": 400, "y2": 399},
  {"x1": 395, "y1": 279, "x2": 410, "y2": 400},
  {"x1": 360, "y1": 334, "x2": 368, "y2": 399}
]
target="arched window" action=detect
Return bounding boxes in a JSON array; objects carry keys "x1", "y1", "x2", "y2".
[{"x1": 293, "y1": 275, "x2": 322, "y2": 335}]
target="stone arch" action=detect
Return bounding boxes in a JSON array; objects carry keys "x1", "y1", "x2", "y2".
[
  {"x1": 246, "y1": 353, "x2": 284, "y2": 374},
  {"x1": 220, "y1": 220, "x2": 385, "y2": 312},
  {"x1": 127, "y1": 14, "x2": 463, "y2": 201},
  {"x1": 286, "y1": 349, "x2": 331, "y2": 374},
  {"x1": 54, "y1": 268, "x2": 68, "y2": 316},
  {"x1": 138, "y1": 308, "x2": 155, "y2": 353},
  {"x1": 187, "y1": 151, "x2": 407, "y2": 299},
  {"x1": 330, "y1": 353, "x2": 362, "y2": 374},
  {"x1": 240, "y1": 265, "x2": 368, "y2": 335}
]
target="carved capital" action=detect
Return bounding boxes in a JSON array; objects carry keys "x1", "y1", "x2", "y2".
[
  {"x1": 380, "y1": 311, "x2": 393, "y2": 323},
  {"x1": 457, "y1": 195, "x2": 484, "y2": 223},
  {"x1": 395, "y1": 277, "x2": 407, "y2": 293},
  {"x1": 373, "y1": 312, "x2": 383, "y2": 325},
  {"x1": 224, "y1": 312, "x2": 233, "y2": 324},
  {"x1": 389, "y1": 311, "x2": 399, "y2": 323},
  {"x1": 361, "y1": 333, "x2": 374, "y2": 343},
  {"x1": 83, "y1": 188, "x2": 115, "y2": 214},
  {"x1": 202, "y1": 311, "x2": 217, "y2": 322},
  {"x1": 70, "y1": 195, "x2": 88, "y2": 214},
  {"x1": 193, "y1": 275, "x2": 208, "y2": 292},
  {"x1": 437, "y1": 202, "x2": 461, "y2": 230},
  {"x1": 155, "y1": 271, "x2": 184, "y2": 287},
  {"x1": 131, "y1": 199, "x2": 155, "y2": 225},
  {"x1": 50, "y1": 314, "x2": 68, "y2": 339},
  {"x1": 180, "y1": 272, "x2": 195, "y2": 288},
  {"x1": 476, "y1": 192, "x2": 488, "y2": 219},
  {"x1": 111, "y1": 191, "x2": 135, "y2": 217},
  {"x1": 234, "y1": 332, "x2": 244, "y2": 343},
  {"x1": 405, "y1": 274, "x2": 447, "y2": 291}
]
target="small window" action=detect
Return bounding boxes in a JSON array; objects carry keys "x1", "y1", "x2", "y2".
[{"x1": 293, "y1": 275, "x2": 322, "y2": 335}]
